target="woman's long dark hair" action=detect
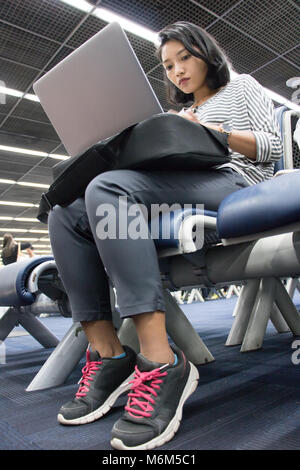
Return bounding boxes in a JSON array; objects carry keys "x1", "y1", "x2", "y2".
[
  {"x1": 156, "y1": 22, "x2": 232, "y2": 106},
  {"x1": 2, "y1": 233, "x2": 16, "y2": 258}
]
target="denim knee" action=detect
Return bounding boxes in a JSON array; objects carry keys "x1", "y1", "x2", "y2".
[{"x1": 85, "y1": 171, "x2": 124, "y2": 218}]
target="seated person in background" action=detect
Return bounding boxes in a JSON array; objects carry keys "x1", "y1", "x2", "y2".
[
  {"x1": 1, "y1": 233, "x2": 34, "y2": 265},
  {"x1": 48, "y1": 22, "x2": 283, "y2": 450}
]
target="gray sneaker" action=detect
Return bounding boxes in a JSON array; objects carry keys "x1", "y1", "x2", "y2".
[
  {"x1": 110, "y1": 345, "x2": 199, "y2": 450},
  {"x1": 57, "y1": 345, "x2": 136, "y2": 425}
]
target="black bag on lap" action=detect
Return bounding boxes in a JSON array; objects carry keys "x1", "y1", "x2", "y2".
[{"x1": 37, "y1": 113, "x2": 230, "y2": 223}]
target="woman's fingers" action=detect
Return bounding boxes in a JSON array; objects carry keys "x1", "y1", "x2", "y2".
[
  {"x1": 179, "y1": 110, "x2": 199, "y2": 122},
  {"x1": 167, "y1": 109, "x2": 200, "y2": 123}
]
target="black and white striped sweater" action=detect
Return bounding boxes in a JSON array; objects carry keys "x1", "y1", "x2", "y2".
[{"x1": 189, "y1": 74, "x2": 283, "y2": 185}]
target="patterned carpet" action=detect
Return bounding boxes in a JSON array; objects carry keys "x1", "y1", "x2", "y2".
[{"x1": 1, "y1": 292, "x2": 299, "y2": 450}]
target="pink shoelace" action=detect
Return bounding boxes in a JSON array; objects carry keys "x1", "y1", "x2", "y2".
[
  {"x1": 75, "y1": 350, "x2": 102, "y2": 398},
  {"x1": 125, "y1": 365, "x2": 168, "y2": 418}
]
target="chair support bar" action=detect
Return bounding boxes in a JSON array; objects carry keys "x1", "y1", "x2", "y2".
[
  {"x1": 274, "y1": 278, "x2": 300, "y2": 335},
  {"x1": 26, "y1": 321, "x2": 88, "y2": 392},
  {"x1": 0, "y1": 306, "x2": 59, "y2": 349}
]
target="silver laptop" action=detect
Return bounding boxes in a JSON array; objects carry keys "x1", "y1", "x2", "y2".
[{"x1": 33, "y1": 22, "x2": 163, "y2": 156}]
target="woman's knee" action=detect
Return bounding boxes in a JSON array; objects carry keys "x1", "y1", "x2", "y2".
[
  {"x1": 85, "y1": 170, "x2": 131, "y2": 211},
  {"x1": 86, "y1": 171, "x2": 123, "y2": 196}
]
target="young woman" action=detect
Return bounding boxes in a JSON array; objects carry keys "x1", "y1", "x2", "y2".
[
  {"x1": 1, "y1": 233, "x2": 34, "y2": 265},
  {"x1": 48, "y1": 22, "x2": 282, "y2": 450}
]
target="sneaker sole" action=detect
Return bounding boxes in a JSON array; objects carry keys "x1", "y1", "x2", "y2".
[
  {"x1": 110, "y1": 362, "x2": 199, "y2": 450},
  {"x1": 57, "y1": 371, "x2": 135, "y2": 426}
]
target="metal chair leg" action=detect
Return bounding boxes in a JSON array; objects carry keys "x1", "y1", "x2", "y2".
[
  {"x1": 117, "y1": 318, "x2": 140, "y2": 353},
  {"x1": 241, "y1": 278, "x2": 276, "y2": 352},
  {"x1": 274, "y1": 278, "x2": 300, "y2": 335},
  {"x1": 18, "y1": 310, "x2": 59, "y2": 349},
  {"x1": 226, "y1": 279, "x2": 260, "y2": 346},
  {"x1": 0, "y1": 307, "x2": 19, "y2": 342},
  {"x1": 270, "y1": 304, "x2": 290, "y2": 333},
  {"x1": 164, "y1": 289, "x2": 214, "y2": 365},
  {"x1": 26, "y1": 322, "x2": 88, "y2": 391}
]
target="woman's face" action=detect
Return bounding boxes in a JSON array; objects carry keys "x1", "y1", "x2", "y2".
[{"x1": 161, "y1": 39, "x2": 209, "y2": 95}]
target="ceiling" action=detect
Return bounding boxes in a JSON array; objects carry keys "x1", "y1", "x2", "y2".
[{"x1": 0, "y1": 0, "x2": 299, "y2": 261}]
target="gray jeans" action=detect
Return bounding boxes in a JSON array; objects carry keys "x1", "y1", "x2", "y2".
[{"x1": 48, "y1": 168, "x2": 248, "y2": 322}]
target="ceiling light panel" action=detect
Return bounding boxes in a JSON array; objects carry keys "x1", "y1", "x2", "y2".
[
  {"x1": 100, "y1": 0, "x2": 214, "y2": 32},
  {"x1": 0, "y1": 200, "x2": 39, "y2": 207}
]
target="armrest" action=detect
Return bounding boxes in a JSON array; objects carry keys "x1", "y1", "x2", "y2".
[
  {"x1": 178, "y1": 214, "x2": 217, "y2": 253},
  {"x1": 273, "y1": 169, "x2": 300, "y2": 178},
  {"x1": 0, "y1": 256, "x2": 54, "y2": 306}
]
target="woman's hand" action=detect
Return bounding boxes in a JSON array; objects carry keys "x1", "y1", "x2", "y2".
[
  {"x1": 168, "y1": 108, "x2": 200, "y2": 123},
  {"x1": 168, "y1": 110, "x2": 257, "y2": 160},
  {"x1": 177, "y1": 109, "x2": 200, "y2": 123}
]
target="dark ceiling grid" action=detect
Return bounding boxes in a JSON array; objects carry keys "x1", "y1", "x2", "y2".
[
  {"x1": 0, "y1": 3, "x2": 102, "y2": 131},
  {"x1": 0, "y1": 147, "x2": 51, "y2": 170},
  {"x1": 65, "y1": 14, "x2": 108, "y2": 48},
  {"x1": 0, "y1": 1, "x2": 104, "y2": 228},
  {"x1": 0, "y1": 0, "x2": 299, "y2": 255},
  {"x1": 207, "y1": 21, "x2": 278, "y2": 75},
  {"x1": 0, "y1": 22, "x2": 60, "y2": 69},
  {"x1": 147, "y1": 65, "x2": 165, "y2": 86},
  {"x1": 223, "y1": 0, "x2": 300, "y2": 54},
  {"x1": 0, "y1": 183, "x2": 45, "y2": 203},
  {"x1": 252, "y1": 58, "x2": 300, "y2": 100},
  {"x1": 205, "y1": 2, "x2": 300, "y2": 77},
  {"x1": 0, "y1": 1, "x2": 106, "y2": 248},
  {"x1": 0, "y1": 94, "x2": 16, "y2": 116},
  {"x1": 21, "y1": 162, "x2": 59, "y2": 183},
  {"x1": 0, "y1": 56, "x2": 39, "y2": 92},
  {"x1": 0, "y1": 0, "x2": 86, "y2": 43},
  {"x1": 282, "y1": 46, "x2": 300, "y2": 69},
  {"x1": 0, "y1": 205, "x2": 35, "y2": 218},
  {"x1": 101, "y1": 0, "x2": 216, "y2": 30},
  {"x1": 148, "y1": 77, "x2": 172, "y2": 111},
  {"x1": 190, "y1": 0, "x2": 243, "y2": 17},
  {"x1": 11, "y1": 99, "x2": 52, "y2": 125},
  {"x1": 0, "y1": 128, "x2": 61, "y2": 152},
  {"x1": 101, "y1": 0, "x2": 172, "y2": 30},
  {"x1": 1, "y1": 115, "x2": 60, "y2": 141}
]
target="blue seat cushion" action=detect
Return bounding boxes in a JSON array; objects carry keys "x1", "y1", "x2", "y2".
[
  {"x1": 217, "y1": 171, "x2": 300, "y2": 239},
  {"x1": 0, "y1": 256, "x2": 54, "y2": 307}
]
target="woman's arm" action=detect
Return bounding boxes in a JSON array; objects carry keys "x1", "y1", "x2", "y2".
[
  {"x1": 226, "y1": 129, "x2": 256, "y2": 160},
  {"x1": 177, "y1": 110, "x2": 257, "y2": 160},
  {"x1": 174, "y1": 75, "x2": 283, "y2": 162}
]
